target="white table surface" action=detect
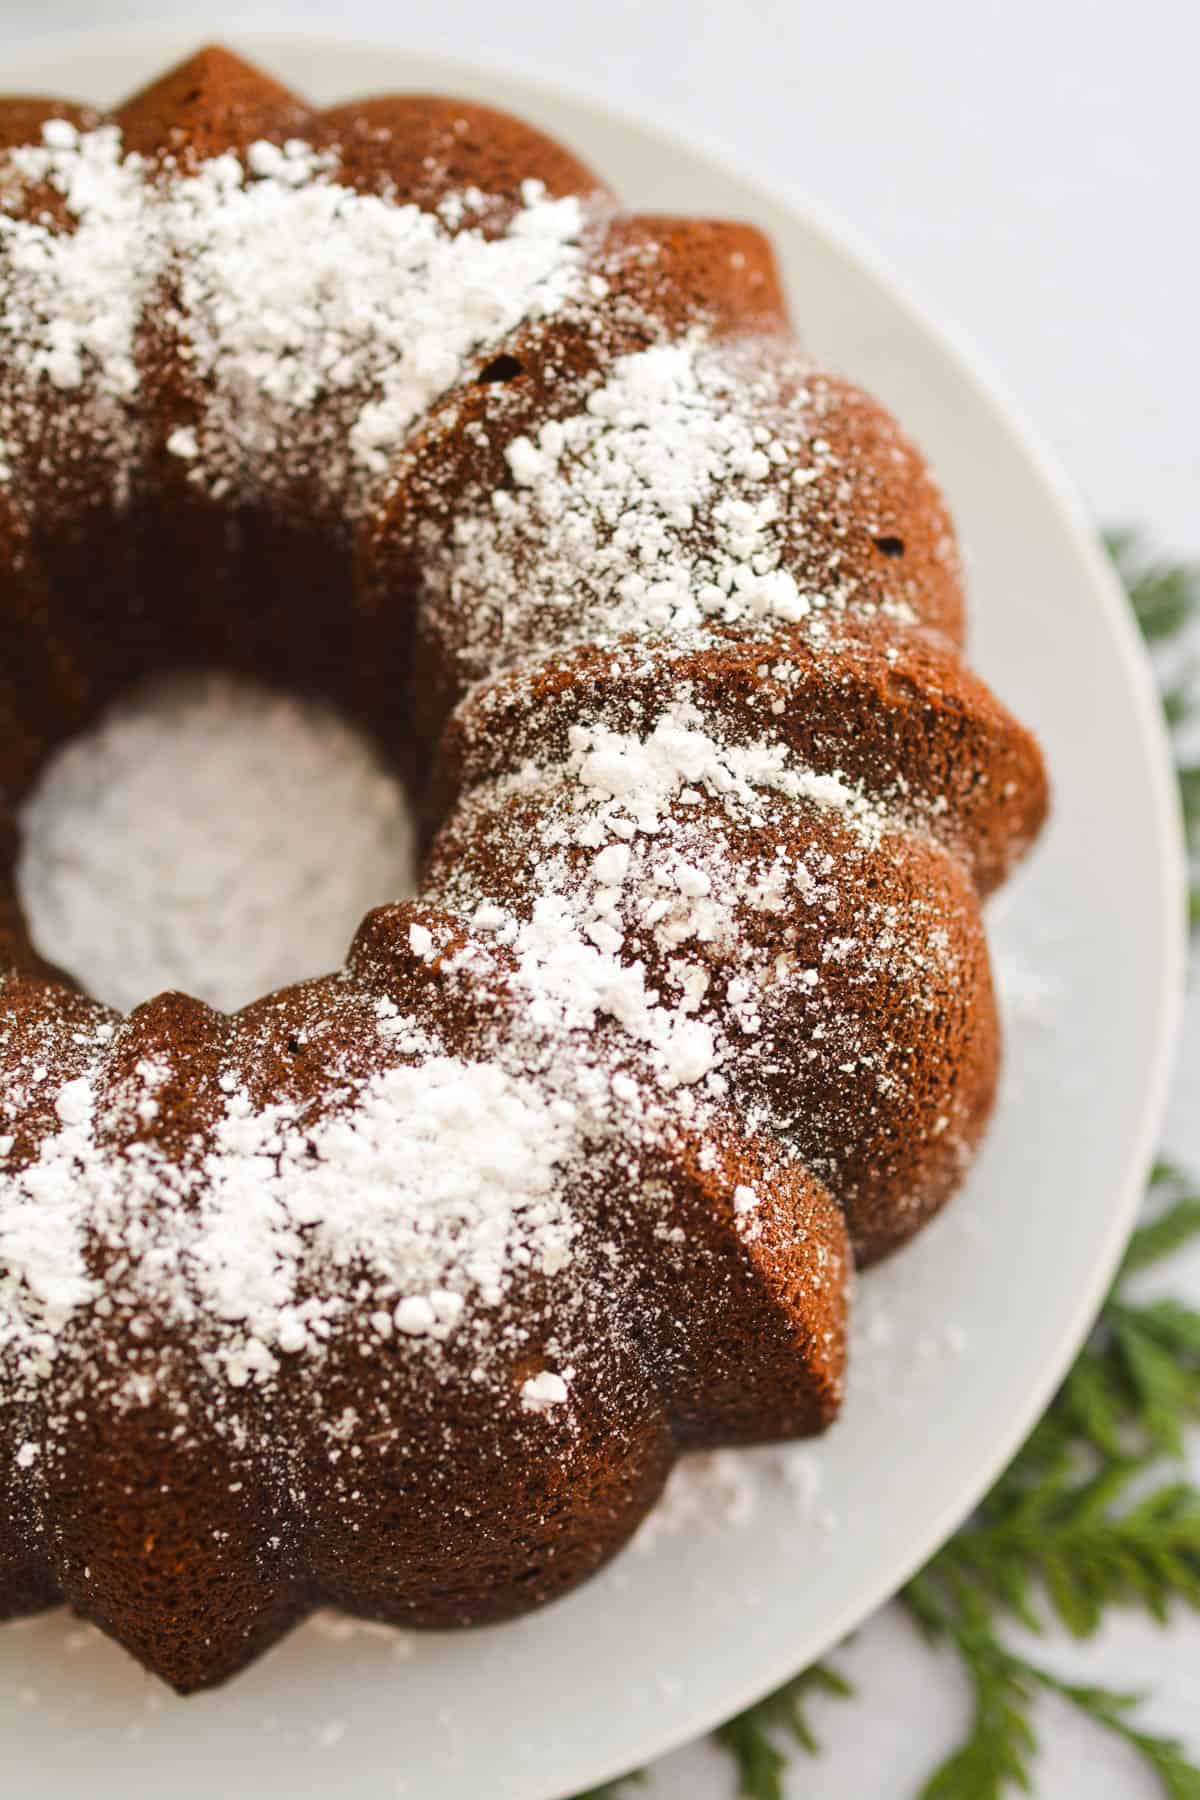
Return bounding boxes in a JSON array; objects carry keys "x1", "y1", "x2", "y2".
[{"x1": 4, "y1": 3, "x2": 1198, "y2": 1794}]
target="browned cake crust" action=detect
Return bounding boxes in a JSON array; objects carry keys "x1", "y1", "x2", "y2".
[{"x1": 0, "y1": 47, "x2": 1046, "y2": 1691}]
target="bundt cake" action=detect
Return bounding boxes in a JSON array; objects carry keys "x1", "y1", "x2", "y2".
[{"x1": 0, "y1": 46, "x2": 1048, "y2": 1692}]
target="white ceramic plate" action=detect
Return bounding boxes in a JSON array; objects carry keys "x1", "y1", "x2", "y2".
[{"x1": 0, "y1": 29, "x2": 1186, "y2": 1800}]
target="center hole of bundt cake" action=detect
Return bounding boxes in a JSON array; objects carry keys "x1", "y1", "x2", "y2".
[{"x1": 15, "y1": 673, "x2": 419, "y2": 1015}]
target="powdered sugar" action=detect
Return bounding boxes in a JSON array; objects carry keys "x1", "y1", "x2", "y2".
[
  {"x1": 0, "y1": 125, "x2": 144, "y2": 399},
  {"x1": 0, "y1": 1031, "x2": 581, "y2": 1391},
  {"x1": 563, "y1": 704, "x2": 885, "y2": 842},
  {"x1": 421, "y1": 336, "x2": 884, "y2": 686},
  {"x1": 192, "y1": 1057, "x2": 577, "y2": 1376},
  {"x1": 166, "y1": 160, "x2": 584, "y2": 489},
  {"x1": 17, "y1": 675, "x2": 418, "y2": 1013},
  {"x1": 441, "y1": 699, "x2": 903, "y2": 1095},
  {"x1": 520, "y1": 1369, "x2": 570, "y2": 1411},
  {"x1": 498, "y1": 340, "x2": 812, "y2": 633},
  {"x1": 0, "y1": 120, "x2": 586, "y2": 499},
  {"x1": 427, "y1": 679, "x2": 965, "y2": 1161},
  {"x1": 0, "y1": 1082, "x2": 103, "y2": 1362}
]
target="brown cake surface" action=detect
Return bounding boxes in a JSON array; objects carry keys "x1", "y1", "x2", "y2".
[{"x1": 0, "y1": 47, "x2": 1047, "y2": 1691}]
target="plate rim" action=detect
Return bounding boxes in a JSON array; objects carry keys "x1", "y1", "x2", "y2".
[{"x1": 0, "y1": 24, "x2": 1188, "y2": 1796}]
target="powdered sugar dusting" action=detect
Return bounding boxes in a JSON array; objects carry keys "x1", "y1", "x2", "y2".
[
  {"x1": 196, "y1": 1056, "x2": 576, "y2": 1376},
  {"x1": 0, "y1": 125, "x2": 144, "y2": 400},
  {"x1": 0, "y1": 1043, "x2": 578, "y2": 1391},
  {"x1": 17, "y1": 676, "x2": 418, "y2": 1013},
  {"x1": 0, "y1": 1080, "x2": 102, "y2": 1355},
  {"x1": 0, "y1": 120, "x2": 586, "y2": 500},
  {"x1": 168, "y1": 163, "x2": 584, "y2": 489},
  {"x1": 563, "y1": 704, "x2": 887, "y2": 843},
  {"x1": 418, "y1": 335, "x2": 911, "y2": 688},
  {"x1": 429, "y1": 688, "x2": 964, "y2": 1153}
]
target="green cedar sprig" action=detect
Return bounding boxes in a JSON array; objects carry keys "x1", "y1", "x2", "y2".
[
  {"x1": 894, "y1": 1165, "x2": 1200, "y2": 1799},
  {"x1": 1105, "y1": 530, "x2": 1200, "y2": 926},
  {"x1": 909, "y1": 1611, "x2": 1200, "y2": 1800},
  {"x1": 1105, "y1": 530, "x2": 1200, "y2": 645},
  {"x1": 712, "y1": 1661, "x2": 855, "y2": 1788}
]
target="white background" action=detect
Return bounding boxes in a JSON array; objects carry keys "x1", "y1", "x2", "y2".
[{"x1": 4, "y1": 3, "x2": 1198, "y2": 1793}]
